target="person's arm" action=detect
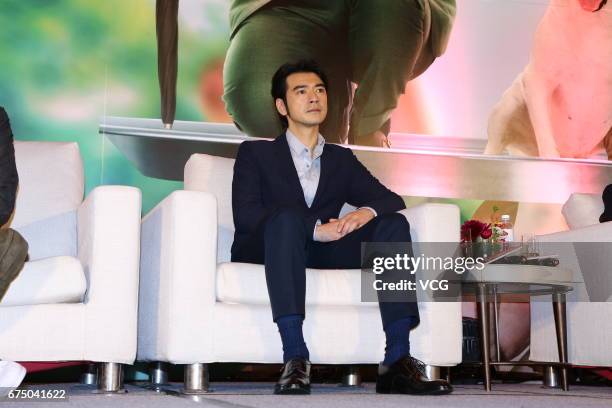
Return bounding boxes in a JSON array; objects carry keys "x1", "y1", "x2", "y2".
[
  {"x1": 345, "y1": 149, "x2": 405, "y2": 215},
  {"x1": 0, "y1": 108, "x2": 18, "y2": 227},
  {"x1": 232, "y1": 142, "x2": 270, "y2": 235}
]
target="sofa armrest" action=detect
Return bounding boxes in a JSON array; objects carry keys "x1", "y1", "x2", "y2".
[
  {"x1": 398, "y1": 203, "x2": 463, "y2": 364},
  {"x1": 399, "y1": 203, "x2": 460, "y2": 242},
  {"x1": 77, "y1": 186, "x2": 142, "y2": 363},
  {"x1": 538, "y1": 221, "x2": 612, "y2": 243},
  {"x1": 537, "y1": 222, "x2": 612, "y2": 302},
  {"x1": 138, "y1": 190, "x2": 218, "y2": 362},
  {"x1": 531, "y1": 223, "x2": 612, "y2": 363}
]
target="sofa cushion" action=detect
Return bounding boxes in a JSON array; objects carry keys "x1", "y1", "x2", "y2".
[
  {"x1": 216, "y1": 262, "x2": 377, "y2": 307},
  {"x1": 0, "y1": 256, "x2": 86, "y2": 307},
  {"x1": 14, "y1": 210, "x2": 77, "y2": 261},
  {"x1": 13, "y1": 142, "x2": 84, "y2": 228},
  {"x1": 562, "y1": 193, "x2": 604, "y2": 229}
]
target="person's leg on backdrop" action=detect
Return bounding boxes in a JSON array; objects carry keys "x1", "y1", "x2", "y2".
[
  {"x1": 347, "y1": 0, "x2": 456, "y2": 146},
  {"x1": 224, "y1": 1, "x2": 352, "y2": 143}
]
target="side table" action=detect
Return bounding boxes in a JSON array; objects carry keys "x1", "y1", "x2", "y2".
[{"x1": 462, "y1": 264, "x2": 575, "y2": 391}]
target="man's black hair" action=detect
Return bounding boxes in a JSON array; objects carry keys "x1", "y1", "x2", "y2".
[{"x1": 271, "y1": 59, "x2": 329, "y2": 128}]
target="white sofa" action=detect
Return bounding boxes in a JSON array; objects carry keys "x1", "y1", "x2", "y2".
[
  {"x1": 0, "y1": 141, "x2": 142, "y2": 392},
  {"x1": 138, "y1": 152, "x2": 463, "y2": 391},
  {"x1": 530, "y1": 193, "x2": 612, "y2": 368}
]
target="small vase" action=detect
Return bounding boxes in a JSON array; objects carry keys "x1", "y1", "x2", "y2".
[{"x1": 472, "y1": 237, "x2": 494, "y2": 260}]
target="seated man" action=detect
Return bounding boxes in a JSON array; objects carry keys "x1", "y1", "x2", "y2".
[
  {"x1": 231, "y1": 60, "x2": 452, "y2": 395},
  {"x1": 0, "y1": 106, "x2": 28, "y2": 396}
]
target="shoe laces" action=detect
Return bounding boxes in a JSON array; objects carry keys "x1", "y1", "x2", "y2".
[
  {"x1": 282, "y1": 359, "x2": 308, "y2": 376},
  {"x1": 402, "y1": 356, "x2": 427, "y2": 377}
]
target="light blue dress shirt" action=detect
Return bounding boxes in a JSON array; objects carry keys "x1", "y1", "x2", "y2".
[
  {"x1": 286, "y1": 130, "x2": 324, "y2": 208},
  {"x1": 286, "y1": 130, "x2": 377, "y2": 240}
]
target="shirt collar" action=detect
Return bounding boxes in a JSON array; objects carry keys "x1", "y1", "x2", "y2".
[{"x1": 286, "y1": 129, "x2": 325, "y2": 159}]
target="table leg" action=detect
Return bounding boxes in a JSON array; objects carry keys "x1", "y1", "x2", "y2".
[
  {"x1": 552, "y1": 292, "x2": 569, "y2": 391},
  {"x1": 493, "y1": 285, "x2": 501, "y2": 362},
  {"x1": 477, "y1": 284, "x2": 492, "y2": 391}
]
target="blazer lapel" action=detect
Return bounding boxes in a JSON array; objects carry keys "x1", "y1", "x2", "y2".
[{"x1": 275, "y1": 134, "x2": 308, "y2": 207}]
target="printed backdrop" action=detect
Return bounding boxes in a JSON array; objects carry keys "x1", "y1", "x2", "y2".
[{"x1": 1, "y1": 0, "x2": 608, "y2": 212}]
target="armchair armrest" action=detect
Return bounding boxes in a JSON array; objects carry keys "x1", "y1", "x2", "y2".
[
  {"x1": 77, "y1": 186, "x2": 142, "y2": 363},
  {"x1": 537, "y1": 222, "x2": 612, "y2": 302},
  {"x1": 538, "y1": 221, "x2": 612, "y2": 243},
  {"x1": 398, "y1": 203, "x2": 463, "y2": 365},
  {"x1": 138, "y1": 190, "x2": 217, "y2": 362},
  {"x1": 531, "y1": 222, "x2": 612, "y2": 363}
]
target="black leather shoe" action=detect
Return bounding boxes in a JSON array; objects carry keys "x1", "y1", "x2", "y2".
[
  {"x1": 376, "y1": 356, "x2": 453, "y2": 395},
  {"x1": 274, "y1": 358, "x2": 311, "y2": 395}
]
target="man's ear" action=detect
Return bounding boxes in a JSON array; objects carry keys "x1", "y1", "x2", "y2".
[{"x1": 275, "y1": 98, "x2": 288, "y2": 117}]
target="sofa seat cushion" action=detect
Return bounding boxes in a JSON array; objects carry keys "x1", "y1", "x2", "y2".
[
  {"x1": 216, "y1": 262, "x2": 377, "y2": 307},
  {"x1": 0, "y1": 256, "x2": 86, "y2": 307}
]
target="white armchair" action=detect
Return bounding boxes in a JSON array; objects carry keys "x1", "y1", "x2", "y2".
[
  {"x1": 0, "y1": 141, "x2": 141, "y2": 392},
  {"x1": 530, "y1": 193, "x2": 612, "y2": 368},
  {"x1": 138, "y1": 152, "x2": 462, "y2": 392}
]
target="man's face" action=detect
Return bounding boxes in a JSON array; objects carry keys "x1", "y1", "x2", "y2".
[{"x1": 276, "y1": 72, "x2": 328, "y2": 127}]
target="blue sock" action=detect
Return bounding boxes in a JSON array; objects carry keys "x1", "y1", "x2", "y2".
[
  {"x1": 383, "y1": 317, "x2": 415, "y2": 366},
  {"x1": 276, "y1": 314, "x2": 309, "y2": 363}
]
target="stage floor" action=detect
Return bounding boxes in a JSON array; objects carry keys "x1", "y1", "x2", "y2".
[{"x1": 3, "y1": 382, "x2": 611, "y2": 408}]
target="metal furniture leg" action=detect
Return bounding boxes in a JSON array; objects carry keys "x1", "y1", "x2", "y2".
[
  {"x1": 80, "y1": 363, "x2": 97, "y2": 386},
  {"x1": 424, "y1": 365, "x2": 441, "y2": 381},
  {"x1": 150, "y1": 362, "x2": 170, "y2": 388},
  {"x1": 493, "y1": 285, "x2": 501, "y2": 362},
  {"x1": 96, "y1": 363, "x2": 125, "y2": 393},
  {"x1": 477, "y1": 284, "x2": 492, "y2": 391},
  {"x1": 181, "y1": 363, "x2": 210, "y2": 394},
  {"x1": 341, "y1": 366, "x2": 362, "y2": 387},
  {"x1": 543, "y1": 365, "x2": 561, "y2": 388},
  {"x1": 552, "y1": 292, "x2": 569, "y2": 391}
]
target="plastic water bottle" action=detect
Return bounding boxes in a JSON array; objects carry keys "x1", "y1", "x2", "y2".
[{"x1": 500, "y1": 214, "x2": 514, "y2": 242}]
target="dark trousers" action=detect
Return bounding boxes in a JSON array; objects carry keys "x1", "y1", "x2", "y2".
[
  {"x1": 232, "y1": 208, "x2": 419, "y2": 329},
  {"x1": 0, "y1": 228, "x2": 28, "y2": 301}
]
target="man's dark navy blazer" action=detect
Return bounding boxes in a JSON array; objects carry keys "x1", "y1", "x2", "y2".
[{"x1": 231, "y1": 133, "x2": 406, "y2": 259}]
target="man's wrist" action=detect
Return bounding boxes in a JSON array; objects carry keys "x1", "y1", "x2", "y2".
[{"x1": 358, "y1": 207, "x2": 377, "y2": 217}]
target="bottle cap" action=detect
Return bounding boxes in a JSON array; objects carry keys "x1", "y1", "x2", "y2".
[{"x1": 501, "y1": 214, "x2": 510, "y2": 221}]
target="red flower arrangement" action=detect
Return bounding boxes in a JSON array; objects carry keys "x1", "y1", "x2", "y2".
[{"x1": 461, "y1": 220, "x2": 492, "y2": 242}]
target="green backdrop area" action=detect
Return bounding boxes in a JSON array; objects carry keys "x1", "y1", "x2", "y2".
[{"x1": 1, "y1": 0, "x2": 228, "y2": 212}]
